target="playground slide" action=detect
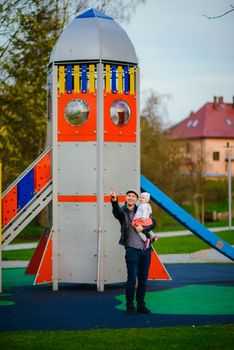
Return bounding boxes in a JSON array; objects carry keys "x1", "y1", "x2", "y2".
[{"x1": 141, "y1": 175, "x2": 234, "y2": 261}]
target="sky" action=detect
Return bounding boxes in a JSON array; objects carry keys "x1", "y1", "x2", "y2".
[{"x1": 122, "y1": 0, "x2": 234, "y2": 126}]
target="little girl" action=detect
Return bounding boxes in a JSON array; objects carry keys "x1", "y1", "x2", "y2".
[{"x1": 132, "y1": 192, "x2": 158, "y2": 248}]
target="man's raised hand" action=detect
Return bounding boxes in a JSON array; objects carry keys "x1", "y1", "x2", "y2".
[{"x1": 109, "y1": 188, "x2": 117, "y2": 201}]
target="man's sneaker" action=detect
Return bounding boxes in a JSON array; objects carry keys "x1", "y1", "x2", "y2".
[
  {"x1": 126, "y1": 305, "x2": 137, "y2": 314},
  {"x1": 137, "y1": 306, "x2": 151, "y2": 314}
]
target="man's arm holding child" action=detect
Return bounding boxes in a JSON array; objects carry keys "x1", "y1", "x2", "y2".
[{"x1": 142, "y1": 217, "x2": 156, "y2": 237}]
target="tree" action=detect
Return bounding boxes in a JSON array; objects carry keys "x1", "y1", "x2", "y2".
[
  {"x1": 140, "y1": 90, "x2": 183, "y2": 198},
  {"x1": 203, "y1": 4, "x2": 234, "y2": 19},
  {"x1": 140, "y1": 90, "x2": 185, "y2": 227},
  {"x1": 0, "y1": 0, "x2": 68, "y2": 187}
]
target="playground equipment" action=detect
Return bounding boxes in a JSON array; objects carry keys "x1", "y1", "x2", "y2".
[
  {"x1": 0, "y1": 8, "x2": 233, "y2": 293},
  {"x1": 1, "y1": 8, "x2": 141, "y2": 291}
]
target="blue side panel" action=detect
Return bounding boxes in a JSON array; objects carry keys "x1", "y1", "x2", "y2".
[
  {"x1": 66, "y1": 65, "x2": 73, "y2": 94},
  {"x1": 81, "y1": 65, "x2": 87, "y2": 93},
  {"x1": 140, "y1": 175, "x2": 234, "y2": 261},
  {"x1": 124, "y1": 66, "x2": 129, "y2": 94},
  {"x1": 18, "y1": 169, "x2": 34, "y2": 210},
  {"x1": 111, "y1": 65, "x2": 116, "y2": 93}
]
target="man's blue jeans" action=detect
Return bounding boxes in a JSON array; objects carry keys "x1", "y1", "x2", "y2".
[{"x1": 125, "y1": 247, "x2": 151, "y2": 308}]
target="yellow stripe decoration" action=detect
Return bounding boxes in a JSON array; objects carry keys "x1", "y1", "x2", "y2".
[
  {"x1": 117, "y1": 66, "x2": 123, "y2": 94},
  {"x1": 105, "y1": 64, "x2": 111, "y2": 93},
  {"x1": 59, "y1": 66, "x2": 65, "y2": 94},
  {"x1": 89, "y1": 64, "x2": 95, "y2": 93},
  {"x1": 74, "y1": 65, "x2": 80, "y2": 94},
  {"x1": 129, "y1": 67, "x2": 135, "y2": 95}
]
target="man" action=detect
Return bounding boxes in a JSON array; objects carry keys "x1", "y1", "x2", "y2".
[{"x1": 110, "y1": 188, "x2": 156, "y2": 314}]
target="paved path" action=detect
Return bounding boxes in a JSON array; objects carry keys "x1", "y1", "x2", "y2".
[
  {"x1": 160, "y1": 249, "x2": 231, "y2": 263},
  {"x1": 157, "y1": 226, "x2": 234, "y2": 238},
  {"x1": 2, "y1": 248, "x2": 232, "y2": 268},
  {"x1": 4, "y1": 242, "x2": 38, "y2": 251},
  {"x1": 1, "y1": 261, "x2": 29, "y2": 268},
  {"x1": 2, "y1": 226, "x2": 234, "y2": 265}
]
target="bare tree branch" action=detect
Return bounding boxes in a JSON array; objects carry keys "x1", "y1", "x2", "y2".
[{"x1": 203, "y1": 4, "x2": 234, "y2": 19}]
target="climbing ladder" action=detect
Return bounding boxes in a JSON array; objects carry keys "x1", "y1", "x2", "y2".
[{"x1": 1, "y1": 147, "x2": 52, "y2": 249}]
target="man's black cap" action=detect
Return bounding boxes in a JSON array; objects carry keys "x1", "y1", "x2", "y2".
[{"x1": 126, "y1": 189, "x2": 139, "y2": 198}]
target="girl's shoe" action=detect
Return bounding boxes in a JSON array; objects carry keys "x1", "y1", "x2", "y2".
[{"x1": 151, "y1": 235, "x2": 158, "y2": 243}]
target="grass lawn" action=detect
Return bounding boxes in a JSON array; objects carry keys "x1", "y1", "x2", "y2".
[
  {"x1": 10, "y1": 211, "x2": 233, "y2": 244},
  {"x1": 154, "y1": 230, "x2": 234, "y2": 254},
  {"x1": 12, "y1": 220, "x2": 44, "y2": 243},
  {"x1": 0, "y1": 325, "x2": 233, "y2": 350},
  {"x1": 2, "y1": 248, "x2": 35, "y2": 261}
]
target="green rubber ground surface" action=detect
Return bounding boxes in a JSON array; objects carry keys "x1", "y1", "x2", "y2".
[
  {"x1": 116, "y1": 285, "x2": 234, "y2": 315},
  {"x1": 2, "y1": 268, "x2": 35, "y2": 291}
]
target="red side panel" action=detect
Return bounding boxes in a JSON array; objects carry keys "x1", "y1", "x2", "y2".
[
  {"x1": 34, "y1": 230, "x2": 52, "y2": 285},
  {"x1": 2, "y1": 185, "x2": 18, "y2": 228},
  {"x1": 104, "y1": 93, "x2": 137, "y2": 142},
  {"x1": 148, "y1": 248, "x2": 171, "y2": 280},
  {"x1": 34, "y1": 152, "x2": 51, "y2": 193},
  {"x1": 58, "y1": 92, "x2": 97, "y2": 142},
  {"x1": 25, "y1": 231, "x2": 47, "y2": 275}
]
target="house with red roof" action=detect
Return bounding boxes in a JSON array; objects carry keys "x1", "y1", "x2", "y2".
[{"x1": 168, "y1": 96, "x2": 234, "y2": 178}]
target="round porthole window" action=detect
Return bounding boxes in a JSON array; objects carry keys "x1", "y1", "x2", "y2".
[
  {"x1": 110, "y1": 100, "x2": 131, "y2": 127},
  {"x1": 64, "y1": 99, "x2": 89, "y2": 126}
]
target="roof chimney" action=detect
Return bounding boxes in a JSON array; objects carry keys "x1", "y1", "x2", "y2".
[
  {"x1": 218, "y1": 96, "x2": 224, "y2": 104},
  {"x1": 213, "y1": 96, "x2": 217, "y2": 109},
  {"x1": 232, "y1": 96, "x2": 234, "y2": 109}
]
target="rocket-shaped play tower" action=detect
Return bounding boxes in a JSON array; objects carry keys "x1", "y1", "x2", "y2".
[
  {"x1": 1, "y1": 8, "x2": 170, "y2": 293},
  {"x1": 47, "y1": 8, "x2": 140, "y2": 290}
]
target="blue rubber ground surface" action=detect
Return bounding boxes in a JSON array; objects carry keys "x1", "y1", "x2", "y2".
[{"x1": 0, "y1": 264, "x2": 234, "y2": 331}]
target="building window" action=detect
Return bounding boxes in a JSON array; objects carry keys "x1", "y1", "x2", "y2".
[
  {"x1": 225, "y1": 118, "x2": 232, "y2": 126},
  {"x1": 213, "y1": 152, "x2": 220, "y2": 161},
  {"x1": 186, "y1": 120, "x2": 193, "y2": 128}
]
